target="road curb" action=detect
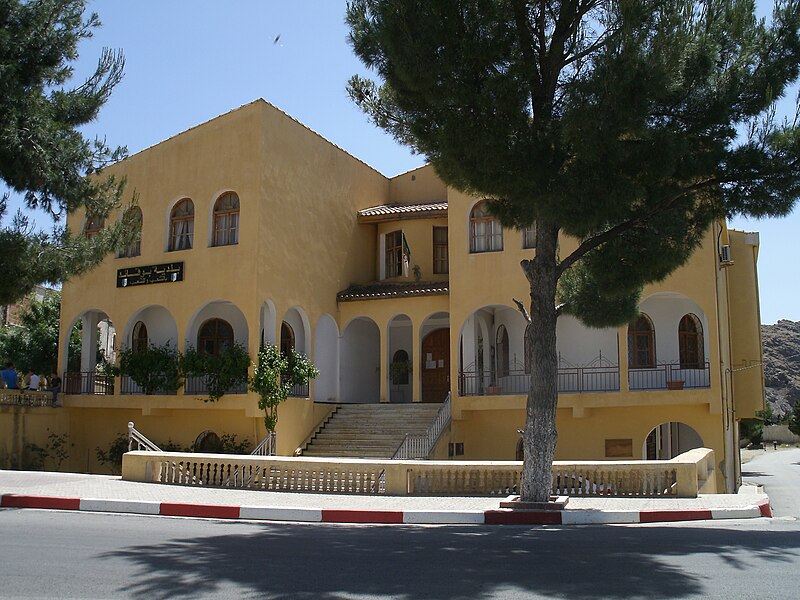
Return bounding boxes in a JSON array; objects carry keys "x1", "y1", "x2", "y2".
[{"x1": 0, "y1": 493, "x2": 773, "y2": 525}]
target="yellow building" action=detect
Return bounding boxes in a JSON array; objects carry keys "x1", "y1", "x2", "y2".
[{"x1": 1, "y1": 100, "x2": 765, "y2": 492}]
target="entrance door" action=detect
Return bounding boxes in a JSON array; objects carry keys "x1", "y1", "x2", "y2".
[{"x1": 421, "y1": 328, "x2": 450, "y2": 403}]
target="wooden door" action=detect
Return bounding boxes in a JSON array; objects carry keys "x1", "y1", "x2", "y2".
[{"x1": 421, "y1": 328, "x2": 450, "y2": 403}]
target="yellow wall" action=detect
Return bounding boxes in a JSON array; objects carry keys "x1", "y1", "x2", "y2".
[
  {"x1": 727, "y1": 230, "x2": 766, "y2": 419},
  {"x1": 26, "y1": 99, "x2": 762, "y2": 493}
]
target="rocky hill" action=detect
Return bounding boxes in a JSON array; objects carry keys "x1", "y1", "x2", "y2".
[{"x1": 761, "y1": 320, "x2": 800, "y2": 418}]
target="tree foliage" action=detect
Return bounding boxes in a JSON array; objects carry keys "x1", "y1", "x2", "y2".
[
  {"x1": 250, "y1": 344, "x2": 318, "y2": 433},
  {"x1": 118, "y1": 342, "x2": 182, "y2": 395},
  {"x1": 0, "y1": 290, "x2": 74, "y2": 375},
  {"x1": 182, "y1": 343, "x2": 250, "y2": 403},
  {"x1": 0, "y1": 0, "x2": 137, "y2": 305},
  {"x1": 347, "y1": 0, "x2": 800, "y2": 500}
]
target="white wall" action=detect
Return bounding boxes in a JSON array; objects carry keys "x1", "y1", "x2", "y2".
[
  {"x1": 124, "y1": 305, "x2": 179, "y2": 349},
  {"x1": 313, "y1": 314, "x2": 339, "y2": 402},
  {"x1": 388, "y1": 315, "x2": 412, "y2": 402},
  {"x1": 556, "y1": 315, "x2": 618, "y2": 366},
  {"x1": 639, "y1": 293, "x2": 708, "y2": 364},
  {"x1": 340, "y1": 318, "x2": 380, "y2": 403}
]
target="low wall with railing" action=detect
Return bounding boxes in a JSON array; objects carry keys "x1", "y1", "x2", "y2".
[{"x1": 122, "y1": 448, "x2": 715, "y2": 497}]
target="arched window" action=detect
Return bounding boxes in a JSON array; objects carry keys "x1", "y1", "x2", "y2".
[
  {"x1": 118, "y1": 207, "x2": 142, "y2": 258},
  {"x1": 628, "y1": 314, "x2": 655, "y2": 369},
  {"x1": 469, "y1": 201, "x2": 503, "y2": 253},
  {"x1": 496, "y1": 324, "x2": 510, "y2": 377},
  {"x1": 280, "y1": 322, "x2": 295, "y2": 358},
  {"x1": 213, "y1": 192, "x2": 239, "y2": 247},
  {"x1": 132, "y1": 321, "x2": 148, "y2": 353},
  {"x1": 198, "y1": 318, "x2": 234, "y2": 356},
  {"x1": 169, "y1": 198, "x2": 194, "y2": 251},
  {"x1": 391, "y1": 349, "x2": 410, "y2": 385},
  {"x1": 679, "y1": 314, "x2": 704, "y2": 369},
  {"x1": 84, "y1": 215, "x2": 104, "y2": 239}
]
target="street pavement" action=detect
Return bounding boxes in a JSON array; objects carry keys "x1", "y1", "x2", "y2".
[{"x1": 0, "y1": 459, "x2": 772, "y2": 525}]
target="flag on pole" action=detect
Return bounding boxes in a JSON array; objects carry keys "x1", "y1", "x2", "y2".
[{"x1": 402, "y1": 232, "x2": 411, "y2": 277}]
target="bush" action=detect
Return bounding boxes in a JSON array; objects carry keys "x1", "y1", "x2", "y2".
[
  {"x1": 182, "y1": 343, "x2": 250, "y2": 402},
  {"x1": 119, "y1": 343, "x2": 182, "y2": 394},
  {"x1": 96, "y1": 433, "x2": 129, "y2": 474}
]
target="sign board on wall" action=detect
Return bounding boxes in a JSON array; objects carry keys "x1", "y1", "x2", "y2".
[{"x1": 117, "y1": 262, "x2": 184, "y2": 288}]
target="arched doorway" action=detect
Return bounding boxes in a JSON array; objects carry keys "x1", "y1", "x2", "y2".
[
  {"x1": 421, "y1": 328, "x2": 449, "y2": 403},
  {"x1": 644, "y1": 422, "x2": 703, "y2": 460}
]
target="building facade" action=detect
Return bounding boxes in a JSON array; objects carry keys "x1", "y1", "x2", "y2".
[{"x1": 42, "y1": 100, "x2": 764, "y2": 491}]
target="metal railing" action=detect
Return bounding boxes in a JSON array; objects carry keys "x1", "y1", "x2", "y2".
[
  {"x1": 628, "y1": 362, "x2": 710, "y2": 390},
  {"x1": 119, "y1": 375, "x2": 178, "y2": 395},
  {"x1": 288, "y1": 382, "x2": 309, "y2": 398},
  {"x1": 127, "y1": 421, "x2": 162, "y2": 452},
  {"x1": 183, "y1": 374, "x2": 248, "y2": 395},
  {"x1": 458, "y1": 365, "x2": 620, "y2": 396},
  {"x1": 64, "y1": 371, "x2": 115, "y2": 395},
  {"x1": 392, "y1": 392, "x2": 452, "y2": 459},
  {"x1": 251, "y1": 432, "x2": 277, "y2": 456}
]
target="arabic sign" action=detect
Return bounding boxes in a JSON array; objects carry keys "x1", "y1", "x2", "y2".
[{"x1": 117, "y1": 262, "x2": 184, "y2": 288}]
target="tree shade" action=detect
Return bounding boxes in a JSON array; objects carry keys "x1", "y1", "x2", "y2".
[{"x1": 347, "y1": 0, "x2": 800, "y2": 501}]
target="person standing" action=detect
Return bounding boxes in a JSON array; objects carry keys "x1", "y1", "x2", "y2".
[
  {"x1": 1, "y1": 363, "x2": 19, "y2": 390},
  {"x1": 50, "y1": 372, "x2": 62, "y2": 406}
]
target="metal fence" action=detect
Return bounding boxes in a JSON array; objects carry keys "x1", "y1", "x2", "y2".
[
  {"x1": 183, "y1": 374, "x2": 248, "y2": 395},
  {"x1": 63, "y1": 372, "x2": 115, "y2": 395},
  {"x1": 119, "y1": 376, "x2": 178, "y2": 395},
  {"x1": 458, "y1": 365, "x2": 620, "y2": 396},
  {"x1": 628, "y1": 362, "x2": 710, "y2": 390}
]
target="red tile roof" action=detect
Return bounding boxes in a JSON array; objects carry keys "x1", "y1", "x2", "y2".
[
  {"x1": 357, "y1": 202, "x2": 448, "y2": 222},
  {"x1": 337, "y1": 281, "x2": 449, "y2": 302}
]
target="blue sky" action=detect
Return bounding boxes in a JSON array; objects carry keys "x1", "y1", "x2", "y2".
[{"x1": 4, "y1": 0, "x2": 798, "y2": 324}]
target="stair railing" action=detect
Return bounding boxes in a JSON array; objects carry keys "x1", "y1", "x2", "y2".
[
  {"x1": 250, "y1": 431, "x2": 276, "y2": 456},
  {"x1": 392, "y1": 392, "x2": 451, "y2": 460},
  {"x1": 127, "y1": 421, "x2": 162, "y2": 452}
]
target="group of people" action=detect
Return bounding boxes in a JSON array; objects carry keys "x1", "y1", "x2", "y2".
[{"x1": 1, "y1": 363, "x2": 61, "y2": 401}]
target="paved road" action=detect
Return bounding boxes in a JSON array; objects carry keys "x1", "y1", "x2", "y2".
[
  {"x1": 1, "y1": 508, "x2": 799, "y2": 600},
  {"x1": 742, "y1": 447, "x2": 800, "y2": 518},
  {"x1": 0, "y1": 450, "x2": 797, "y2": 599}
]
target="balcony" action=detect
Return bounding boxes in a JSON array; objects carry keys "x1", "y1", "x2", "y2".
[
  {"x1": 183, "y1": 374, "x2": 248, "y2": 395},
  {"x1": 458, "y1": 364, "x2": 620, "y2": 396},
  {"x1": 629, "y1": 362, "x2": 711, "y2": 390},
  {"x1": 458, "y1": 361, "x2": 711, "y2": 397},
  {"x1": 64, "y1": 372, "x2": 115, "y2": 395},
  {"x1": 119, "y1": 376, "x2": 178, "y2": 396}
]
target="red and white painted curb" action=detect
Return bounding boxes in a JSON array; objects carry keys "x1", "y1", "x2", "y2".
[{"x1": 0, "y1": 493, "x2": 772, "y2": 525}]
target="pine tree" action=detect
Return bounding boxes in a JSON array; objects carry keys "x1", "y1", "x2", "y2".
[
  {"x1": 0, "y1": 0, "x2": 137, "y2": 305},
  {"x1": 346, "y1": 0, "x2": 800, "y2": 501}
]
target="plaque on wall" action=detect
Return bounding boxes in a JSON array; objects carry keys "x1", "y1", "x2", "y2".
[{"x1": 117, "y1": 262, "x2": 184, "y2": 288}]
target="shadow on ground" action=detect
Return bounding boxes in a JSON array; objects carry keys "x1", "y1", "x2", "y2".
[{"x1": 99, "y1": 519, "x2": 800, "y2": 599}]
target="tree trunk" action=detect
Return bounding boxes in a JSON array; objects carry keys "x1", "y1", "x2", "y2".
[{"x1": 520, "y1": 223, "x2": 560, "y2": 502}]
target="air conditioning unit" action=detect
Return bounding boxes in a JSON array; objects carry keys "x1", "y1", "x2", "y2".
[{"x1": 720, "y1": 244, "x2": 732, "y2": 263}]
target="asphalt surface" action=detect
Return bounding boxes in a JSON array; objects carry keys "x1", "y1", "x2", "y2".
[
  {"x1": 0, "y1": 509, "x2": 798, "y2": 599},
  {"x1": 741, "y1": 447, "x2": 800, "y2": 518}
]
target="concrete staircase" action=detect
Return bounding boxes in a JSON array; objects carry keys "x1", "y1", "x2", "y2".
[{"x1": 301, "y1": 403, "x2": 443, "y2": 459}]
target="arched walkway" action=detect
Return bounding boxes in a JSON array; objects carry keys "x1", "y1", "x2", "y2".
[
  {"x1": 340, "y1": 317, "x2": 380, "y2": 403},
  {"x1": 313, "y1": 314, "x2": 339, "y2": 403},
  {"x1": 388, "y1": 314, "x2": 412, "y2": 403},
  {"x1": 64, "y1": 309, "x2": 116, "y2": 395},
  {"x1": 643, "y1": 421, "x2": 704, "y2": 459}
]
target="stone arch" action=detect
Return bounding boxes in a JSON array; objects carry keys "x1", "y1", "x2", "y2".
[
  {"x1": 340, "y1": 316, "x2": 380, "y2": 403},
  {"x1": 643, "y1": 421, "x2": 704, "y2": 460}
]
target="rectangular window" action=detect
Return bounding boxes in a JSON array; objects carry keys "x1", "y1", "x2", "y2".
[
  {"x1": 214, "y1": 212, "x2": 238, "y2": 246},
  {"x1": 385, "y1": 230, "x2": 403, "y2": 278},
  {"x1": 433, "y1": 227, "x2": 448, "y2": 274},
  {"x1": 522, "y1": 224, "x2": 536, "y2": 249},
  {"x1": 170, "y1": 219, "x2": 193, "y2": 251}
]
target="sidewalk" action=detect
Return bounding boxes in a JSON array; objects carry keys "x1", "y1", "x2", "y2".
[{"x1": 0, "y1": 470, "x2": 772, "y2": 525}]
